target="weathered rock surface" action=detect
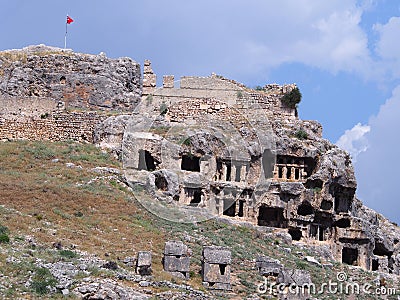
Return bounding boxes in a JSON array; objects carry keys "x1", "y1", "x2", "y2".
[
  {"x1": 74, "y1": 279, "x2": 150, "y2": 300},
  {"x1": 0, "y1": 45, "x2": 141, "y2": 111}
]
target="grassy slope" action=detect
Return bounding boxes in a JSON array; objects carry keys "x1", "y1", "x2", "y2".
[{"x1": 0, "y1": 141, "x2": 398, "y2": 299}]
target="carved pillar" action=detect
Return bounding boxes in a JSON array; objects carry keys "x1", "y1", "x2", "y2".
[
  {"x1": 301, "y1": 168, "x2": 307, "y2": 180},
  {"x1": 273, "y1": 165, "x2": 279, "y2": 179},
  {"x1": 240, "y1": 165, "x2": 247, "y2": 182},
  {"x1": 290, "y1": 167, "x2": 295, "y2": 180},
  {"x1": 282, "y1": 166, "x2": 287, "y2": 181},
  {"x1": 231, "y1": 164, "x2": 237, "y2": 182},
  {"x1": 222, "y1": 164, "x2": 227, "y2": 181}
]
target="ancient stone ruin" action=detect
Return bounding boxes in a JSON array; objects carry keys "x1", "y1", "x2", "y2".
[
  {"x1": 202, "y1": 246, "x2": 232, "y2": 290},
  {"x1": 136, "y1": 251, "x2": 152, "y2": 275},
  {"x1": 163, "y1": 241, "x2": 191, "y2": 279},
  {"x1": 0, "y1": 46, "x2": 399, "y2": 276},
  {"x1": 256, "y1": 256, "x2": 313, "y2": 298}
]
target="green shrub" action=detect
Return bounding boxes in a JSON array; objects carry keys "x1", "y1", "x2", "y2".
[
  {"x1": 74, "y1": 211, "x2": 84, "y2": 217},
  {"x1": 0, "y1": 225, "x2": 8, "y2": 235},
  {"x1": 281, "y1": 87, "x2": 302, "y2": 108},
  {"x1": 0, "y1": 225, "x2": 10, "y2": 243},
  {"x1": 145, "y1": 94, "x2": 153, "y2": 106},
  {"x1": 26, "y1": 143, "x2": 56, "y2": 160},
  {"x1": 0, "y1": 233, "x2": 10, "y2": 243},
  {"x1": 31, "y1": 267, "x2": 57, "y2": 295},
  {"x1": 59, "y1": 249, "x2": 78, "y2": 259},
  {"x1": 159, "y1": 102, "x2": 168, "y2": 115},
  {"x1": 255, "y1": 85, "x2": 264, "y2": 91},
  {"x1": 294, "y1": 129, "x2": 308, "y2": 140},
  {"x1": 313, "y1": 187, "x2": 322, "y2": 193},
  {"x1": 40, "y1": 113, "x2": 49, "y2": 119},
  {"x1": 295, "y1": 260, "x2": 308, "y2": 270},
  {"x1": 179, "y1": 137, "x2": 191, "y2": 146},
  {"x1": 236, "y1": 91, "x2": 243, "y2": 99}
]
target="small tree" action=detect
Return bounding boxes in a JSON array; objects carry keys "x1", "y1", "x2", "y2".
[
  {"x1": 281, "y1": 87, "x2": 302, "y2": 109},
  {"x1": 159, "y1": 102, "x2": 168, "y2": 115},
  {"x1": 294, "y1": 129, "x2": 308, "y2": 140}
]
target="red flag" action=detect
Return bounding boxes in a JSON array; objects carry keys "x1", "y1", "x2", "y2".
[{"x1": 67, "y1": 16, "x2": 74, "y2": 24}]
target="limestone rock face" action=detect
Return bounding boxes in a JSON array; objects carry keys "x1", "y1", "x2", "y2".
[
  {"x1": 92, "y1": 59, "x2": 400, "y2": 275},
  {"x1": 93, "y1": 114, "x2": 132, "y2": 157},
  {"x1": 0, "y1": 45, "x2": 141, "y2": 111},
  {"x1": 1, "y1": 46, "x2": 399, "y2": 277}
]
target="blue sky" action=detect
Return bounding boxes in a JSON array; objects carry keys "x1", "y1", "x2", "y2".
[{"x1": 1, "y1": 0, "x2": 400, "y2": 223}]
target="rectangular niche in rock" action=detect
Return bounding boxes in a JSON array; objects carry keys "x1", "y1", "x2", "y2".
[
  {"x1": 342, "y1": 247, "x2": 358, "y2": 266},
  {"x1": 138, "y1": 149, "x2": 156, "y2": 171},
  {"x1": 273, "y1": 155, "x2": 317, "y2": 181},
  {"x1": 202, "y1": 246, "x2": 232, "y2": 290},
  {"x1": 163, "y1": 241, "x2": 190, "y2": 279},
  {"x1": 184, "y1": 187, "x2": 202, "y2": 206},
  {"x1": 181, "y1": 154, "x2": 200, "y2": 172},
  {"x1": 257, "y1": 206, "x2": 287, "y2": 228}
]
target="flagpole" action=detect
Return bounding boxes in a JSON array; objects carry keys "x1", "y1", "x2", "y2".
[{"x1": 64, "y1": 15, "x2": 68, "y2": 49}]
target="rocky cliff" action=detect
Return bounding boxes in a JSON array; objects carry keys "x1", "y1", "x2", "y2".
[
  {"x1": 95, "y1": 60, "x2": 400, "y2": 276},
  {"x1": 0, "y1": 46, "x2": 399, "y2": 298},
  {"x1": 0, "y1": 45, "x2": 141, "y2": 111}
]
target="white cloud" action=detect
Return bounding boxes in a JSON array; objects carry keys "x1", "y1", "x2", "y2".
[
  {"x1": 133, "y1": 1, "x2": 374, "y2": 80},
  {"x1": 354, "y1": 85, "x2": 400, "y2": 223},
  {"x1": 374, "y1": 17, "x2": 400, "y2": 60},
  {"x1": 336, "y1": 123, "x2": 370, "y2": 161},
  {"x1": 238, "y1": 1, "x2": 372, "y2": 75},
  {"x1": 373, "y1": 17, "x2": 400, "y2": 79}
]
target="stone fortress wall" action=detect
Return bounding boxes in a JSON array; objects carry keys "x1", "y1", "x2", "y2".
[
  {"x1": 0, "y1": 107, "x2": 107, "y2": 143},
  {"x1": 142, "y1": 60, "x2": 297, "y2": 122}
]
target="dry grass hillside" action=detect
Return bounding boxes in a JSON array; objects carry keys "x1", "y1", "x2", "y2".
[{"x1": 0, "y1": 141, "x2": 398, "y2": 299}]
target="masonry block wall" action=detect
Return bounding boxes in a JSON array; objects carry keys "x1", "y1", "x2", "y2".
[
  {"x1": 0, "y1": 111, "x2": 107, "y2": 143},
  {"x1": 142, "y1": 60, "x2": 298, "y2": 120}
]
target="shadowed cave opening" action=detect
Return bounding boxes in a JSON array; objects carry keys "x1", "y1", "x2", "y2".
[
  {"x1": 288, "y1": 228, "x2": 302, "y2": 241},
  {"x1": 320, "y1": 200, "x2": 333, "y2": 210},
  {"x1": 219, "y1": 264, "x2": 227, "y2": 275},
  {"x1": 373, "y1": 242, "x2": 393, "y2": 257},
  {"x1": 154, "y1": 173, "x2": 168, "y2": 191},
  {"x1": 185, "y1": 188, "x2": 202, "y2": 206},
  {"x1": 223, "y1": 199, "x2": 236, "y2": 217},
  {"x1": 342, "y1": 247, "x2": 358, "y2": 266},
  {"x1": 372, "y1": 258, "x2": 379, "y2": 271},
  {"x1": 310, "y1": 224, "x2": 325, "y2": 241},
  {"x1": 297, "y1": 201, "x2": 314, "y2": 216},
  {"x1": 138, "y1": 150, "x2": 156, "y2": 171},
  {"x1": 257, "y1": 206, "x2": 287, "y2": 228},
  {"x1": 334, "y1": 218, "x2": 351, "y2": 228},
  {"x1": 181, "y1": 154, "x2": 200, "y2": 172}
]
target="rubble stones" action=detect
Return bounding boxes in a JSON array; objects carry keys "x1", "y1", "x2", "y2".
[
  {"x1": 256, "y1": 256, "x2": 283, "y2": 276},
  {"x1": 74, "y1": 279, "x2": 150, "y2": 300},
  {"x1": 277, "y1": 268, "x2": 312, "y2": 286}
]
